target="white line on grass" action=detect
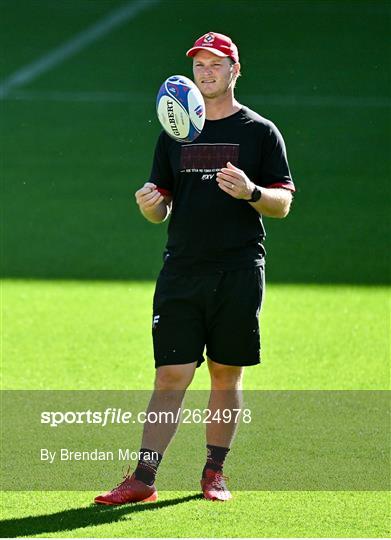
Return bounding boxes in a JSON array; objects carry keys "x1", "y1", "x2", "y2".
[
  {"x1": 8, "y1": 89, "x2": 153, "y2": 103},
  {"x1": 0, "y1": 0, "x2": 159, "y2": 99},
  {"x1": 5, "y1": 89, "x2": 391, "y2": 109}
]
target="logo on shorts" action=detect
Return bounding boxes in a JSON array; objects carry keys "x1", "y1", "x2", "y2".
[
  {"x1": 201, "y1": 173, "x2": 214, "y2": 180},
  {"x1": 152, "y1": 315, "x2": 160, "y2": 329}
]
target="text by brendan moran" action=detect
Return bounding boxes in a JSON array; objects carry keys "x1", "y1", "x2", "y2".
[{"x1": 40, "y1": 448, "x2": 159, "y2": 463}]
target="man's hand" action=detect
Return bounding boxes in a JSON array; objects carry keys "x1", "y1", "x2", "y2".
[
  {"x1": 216, "y1": 161, "x2": 292, "y2": 218},
  {"x1": 135, "y1": 182, "x2": 171, "y2": 224},
  {"x1": 135, "y1": 182, "x2": 164, "y2": 212},
  {"x1": 216, "y1": 162, "x2": 254, "y2": 200}
]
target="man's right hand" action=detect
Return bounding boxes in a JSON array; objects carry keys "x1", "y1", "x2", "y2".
[
  {"x1": 135, "y1": 182, "x2": 164, "y2": 212},
  {"x1": 135, "y1": 182, "x2": 171, "y2": 224}
]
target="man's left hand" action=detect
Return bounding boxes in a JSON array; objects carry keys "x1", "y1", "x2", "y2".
[{"x1": 216, "y1": 162, "x2": 254, "y2": 200}]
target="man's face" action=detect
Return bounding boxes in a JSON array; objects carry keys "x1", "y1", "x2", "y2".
[{"x1": 193, "y1": 50, "x2": 237, "y2": 98}]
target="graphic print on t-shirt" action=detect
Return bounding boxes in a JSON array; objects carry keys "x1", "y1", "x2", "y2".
[{"x1": 180, "y1": 143, "x2": 239, "y2": 174}]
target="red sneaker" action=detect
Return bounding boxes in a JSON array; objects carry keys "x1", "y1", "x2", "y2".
[
  {"x1": 94, "y1": 472, "x2": 158, "y2": 505},
  {"x1": 201, "y1": 469, "x2": 232, "y2": 501}
]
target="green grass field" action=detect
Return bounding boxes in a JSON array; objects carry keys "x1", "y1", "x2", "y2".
[
  {"x1": 2, "y1": 281, "x2": 389, "y2": 391},
  {"x1": 1, "y1": 0, "x2": 390, "y2": 537},
  {"x1": 2, "y1": 281, "x2": 389, "y2": 537}
]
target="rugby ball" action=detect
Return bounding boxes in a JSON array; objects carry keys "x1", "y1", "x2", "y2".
[{"x1": 156, "y1": 75, "x2": 205, "y2": 142}]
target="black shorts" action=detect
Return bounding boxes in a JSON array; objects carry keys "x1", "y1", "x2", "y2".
[{"x1": 152, "y1": 267, "x2": 264, "y2": 368}]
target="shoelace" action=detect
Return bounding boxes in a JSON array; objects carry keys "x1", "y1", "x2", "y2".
[
  {"x1": 111, "y1": 465, "x2": 132, "y2": 492},
  {"x1": 210, "y1": 473, "x2": 229, "y2": 490}
]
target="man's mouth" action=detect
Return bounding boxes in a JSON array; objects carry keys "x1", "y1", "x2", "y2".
[{"x1": 201, "y1": 79, "x2": 216, "y2": 84}]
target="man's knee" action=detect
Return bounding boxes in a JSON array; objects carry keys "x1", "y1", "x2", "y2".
[
  {"x1": 208, "y1": 359, "x2": 243, "y2": 390},
  {"x1": 154, "y1": 363, "x2": 196, "y2": 390}
]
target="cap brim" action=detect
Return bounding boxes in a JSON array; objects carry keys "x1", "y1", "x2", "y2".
[{"x1": 186, "y1": 46, "x2": 228, "y2": 58}]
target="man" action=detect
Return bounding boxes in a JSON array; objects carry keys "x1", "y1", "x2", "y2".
[{"x1": 95, "y1": 31, "x2": 295, "y2": 505}]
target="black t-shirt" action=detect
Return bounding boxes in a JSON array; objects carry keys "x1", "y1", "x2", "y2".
[{"x1": 148, "y1": 105, "x2": 295, "y2": 274}]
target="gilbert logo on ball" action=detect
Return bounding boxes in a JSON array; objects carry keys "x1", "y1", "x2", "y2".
[{"x1": 156, "y1": 75, "x2": 205, "y2": 142}]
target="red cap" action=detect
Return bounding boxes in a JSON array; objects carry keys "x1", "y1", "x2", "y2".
[{"x1": 186, "y1": 32, "x2": 239, "y2": 63}]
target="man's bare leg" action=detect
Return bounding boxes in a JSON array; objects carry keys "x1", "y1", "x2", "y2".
[
  {"x1": 141, "y1": 362, "x2": 197, "y2": 453},
  {"x1": 200, "y1": 358, "x2": 243, "y2": 500},
  {"x1": 206, "y1": 357, "x2": 243, "y2": 447},
  {"x1": 94, "y1": 362, "x2": 197, "y2": 505}
]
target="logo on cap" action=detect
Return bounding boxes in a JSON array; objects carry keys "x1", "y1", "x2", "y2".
[{"x1": 203, "y1": 33, "x2": 214, "y2": 44}]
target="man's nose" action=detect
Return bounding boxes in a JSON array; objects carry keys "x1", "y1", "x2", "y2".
[{"x1": 202, "y1": 66, "x2": 213, "y2": 76}]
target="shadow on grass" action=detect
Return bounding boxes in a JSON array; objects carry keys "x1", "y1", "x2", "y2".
[{"x1": 0, "y1": 493, "x2": 203, "y2": 538}]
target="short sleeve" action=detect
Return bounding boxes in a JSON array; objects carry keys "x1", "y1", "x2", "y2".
[
  {"x1": 148, "y1": 132, "x2": 174, "y2": 196},
  {"x1": 260, "y1": 123, "x2": 295, "y2": 191}
]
